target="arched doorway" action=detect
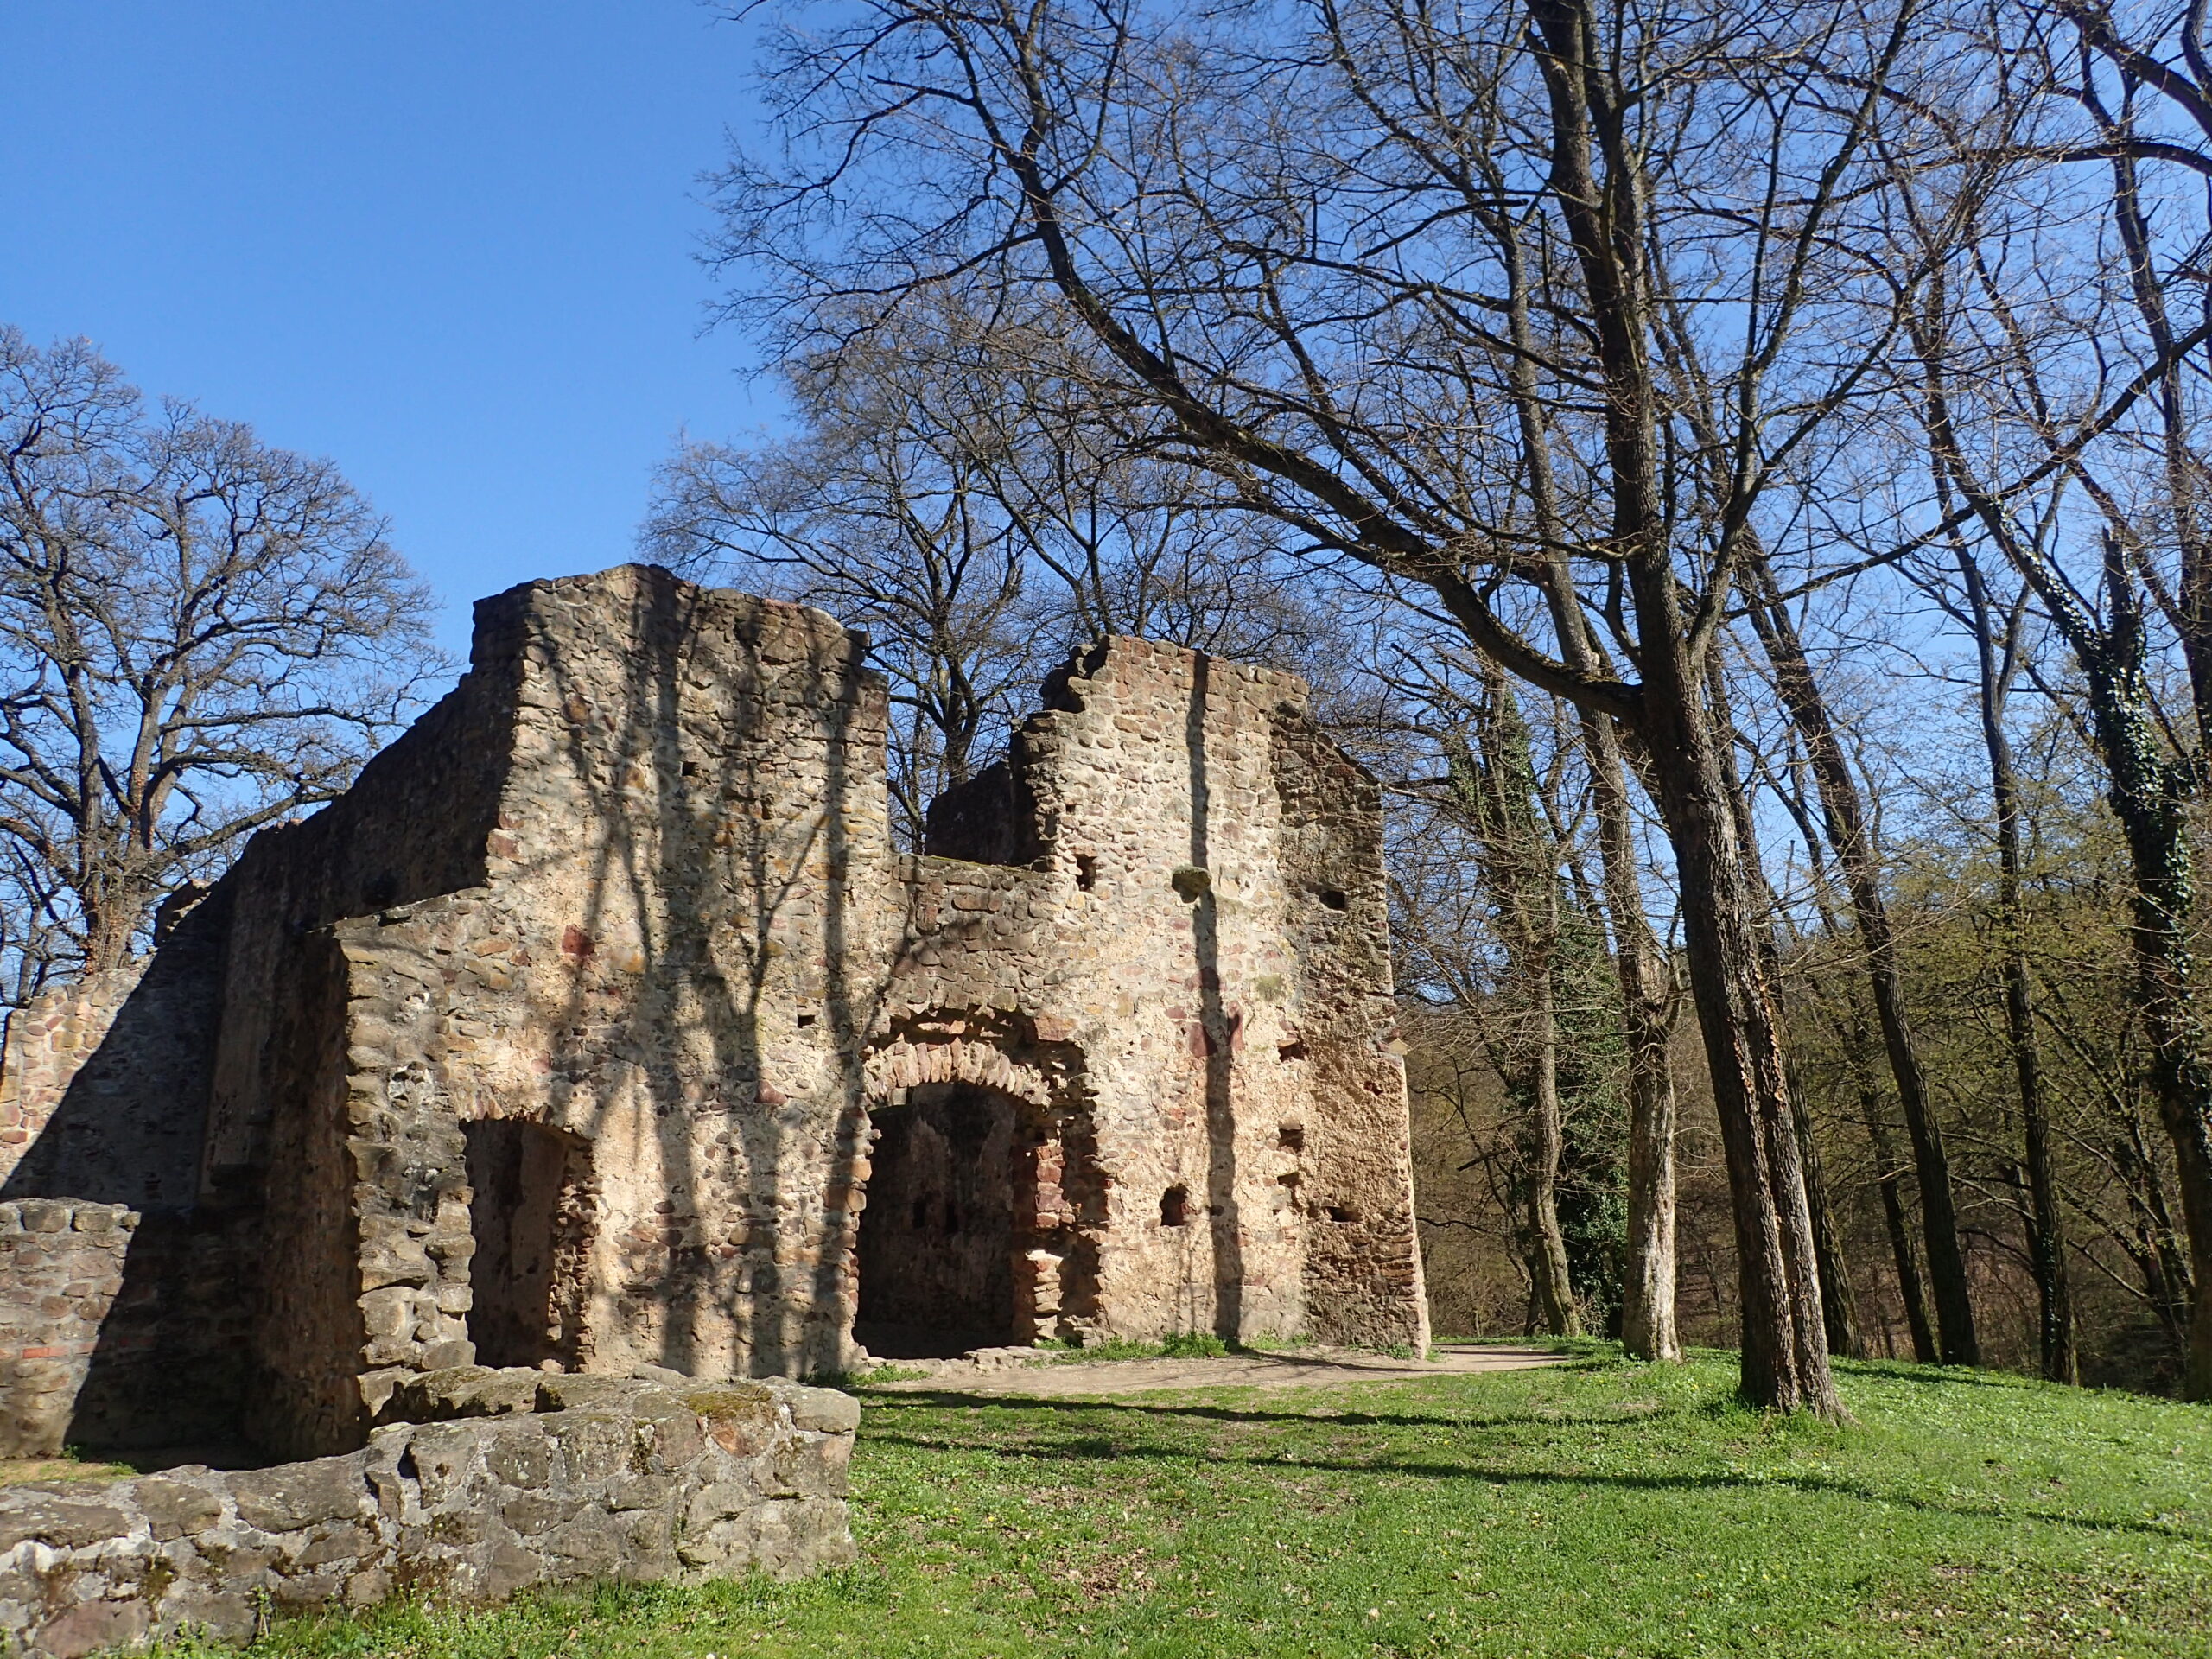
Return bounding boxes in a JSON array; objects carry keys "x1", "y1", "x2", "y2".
[{"x1": 855, "y1": 1083, "x2": 1022, "y2": 1357}]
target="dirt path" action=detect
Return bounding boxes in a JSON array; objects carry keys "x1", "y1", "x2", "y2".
[{"x1": 874, "y1": 1342, "x2": 1573, "y2": 1397}]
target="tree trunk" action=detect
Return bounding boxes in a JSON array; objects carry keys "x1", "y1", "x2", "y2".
[
  {"x1": 1526, "y1": 950, "x2": 1582, "y2": 1337},
  {"x1": 1611, "y1": 850, "x2": 1681, "y2": 1363},
  {"x1": 1711, "y1": 655, "x2": 1864, "y2": 1362},
  {"x1": 1866, "y1": 1097, "x2": 1940, "y2": 1364},
  {"x1": 1741, "y1": 557, "x2": 1978, "y2": 1365},
  {"x1": 1499, "y1": 162, "x2": 1681, "y2": 1362},
  {"x1": 1819, "y1": 942, "x2": 1934, "y2": 1361},
  {"x1": 1636, "y1": 652, "x2": 1840, "y2": 1415},
  {"x1": 2106, "y1": 767, "x2": 2212, "y2": 1398},
  {"x1": 2056, "y1": 543, "x2": 2212, "y2": 1398},
  {"x1": 1446, "y1": 673, "x2": 1586, "y2": 1340},
  {"x1": 1957, "y1": 553, "x2": 2076, "y2": 1383},
  {"x1": 1536, "y1": 0, "x2": 1832, "y2": 1411},
  {"x1": 1916, "y1": 312, "x2": 2212, "y2": 1393},
  {"x1": 1794, "y1": 1084, "x2": 1866, "y2": 1361}
]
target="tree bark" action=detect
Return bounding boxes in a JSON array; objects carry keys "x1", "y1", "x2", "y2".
[
  {"x1": 1713, "y1": 658, "x2": 1866, "y2": 1363},
  {"x1": 1623, "y1": 634, "x2": 1839, "y2": 1413},
  {"x1": 1522, "y1": 0, "x2": 1837, "y2": 1412},
  {"x1": 1500, "y1": 180, "x2": 1681, "y2": 1362},
  {"x1": 1603, "y1": 766, "x2": 1681, "y2": 1363},
  {"x1": 1793, "y1": 1084, "x2": 1866, "y2": 1361}
]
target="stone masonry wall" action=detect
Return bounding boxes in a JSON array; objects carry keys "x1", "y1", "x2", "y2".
[
  {"x1": 0, "y1": 1371, "x2": 857, "y2": 1659},
  {"x1": 0, "y1": 880, "x2": 232, "y2": 1214},
  {"x1": 887, "y1": 637, "x2": 1428, "y2": 1351},
  {"x1": 0, "y1": 563, "x2": 1427, "y2": 1461},
  {"x1": 1268, "y1": 710, "x2": 1429, "y2": 1337},
  {"x1": 0, "y1": 1204, "x2": 132, "y2": 1458},
  {"x1": 0, "y1": 981, "x2": 141, "y2": 1190}
]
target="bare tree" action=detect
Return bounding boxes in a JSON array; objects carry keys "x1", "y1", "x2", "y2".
[
  {"x1": 1379, "y1": 644, "x2": 1630, "y2": 1338},
  {"x1": 0, "y1": 329, "x2": 441, "y2": 994},
  {"x1": 647, "y1": 303, "x2": 1329, "y2": 847},
  {"x1": 1879, "y1": 2, "x2": 2212, "y2": 1396},
  {"x1": 709, "y1": 0, "x2": 1976, "y2": 1412},
  {"x1": 645, "y1": 326, "x2": 1041, "y2": 848},
  {"x1": 1734, "y1": 554, "x2": 1979, "y2": 1364}
]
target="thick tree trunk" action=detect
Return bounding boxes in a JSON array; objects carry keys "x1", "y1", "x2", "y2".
[
  {"x1": 1638, "y1": 661, "x2": 1840, "y2": 1415},
  {"x1": 1501, "y1": 165, "x2": 1681, "y2": 1363},
  {"x1": 1741, "y1": 560, "x2": 1978, "y2": 1365},
  {"x1": 2057, "y1": 548, "x2": 2212, "y2": 1399},
  {"x1": 2107, "y1": 785, "x2": 2212, "y2": 1398},
  {"x1": 1712, "y1": 665, "x2": 1866, "y2": 1366},
  {"x1": 1526, "y1": 0, "x2": 1832, "y2": 1412}
]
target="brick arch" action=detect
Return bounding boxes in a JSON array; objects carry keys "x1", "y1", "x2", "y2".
[{"x1": 861, "y1": 1033, "x2": 1058, "y2": 1111}]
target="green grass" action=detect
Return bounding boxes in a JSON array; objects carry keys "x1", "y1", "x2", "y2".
[
  {"x1": 168, "y1": 1349, "x2": 2212, "y2": 1657},
  {"x1": 1049, "y1": 1332, "x2": 1235, "y2": 1363},
  {"x1": 0, "y1": 1452, "x2": 133, "y2": 1487}
]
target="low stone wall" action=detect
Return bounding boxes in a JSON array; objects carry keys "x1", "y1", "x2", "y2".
[
  {"x1": 0, "y1": 1204, "x2": 134, "y2": 1458},
  {"x1": 0, "y1": 1370, "x2": 859, "y2": 1658}
]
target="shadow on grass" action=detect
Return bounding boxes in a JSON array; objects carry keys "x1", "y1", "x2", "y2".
[
  {"x1": 854, "y1": 1392, "x2": 2209, "y2": 1546},
  {"x1": 866, "y1": 1389, "x2": 1657, "y2": 1435}
]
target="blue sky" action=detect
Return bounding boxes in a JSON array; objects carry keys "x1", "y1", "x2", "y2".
[{"x1": 1, "y1": 2, "x2": 779, "y2": 666}]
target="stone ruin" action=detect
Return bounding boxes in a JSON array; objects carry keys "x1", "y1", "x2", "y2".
[
  {"x1": 0, "y1": 1370, "x2": 859, "y2": 1657},
  {"x1": 0, "y1": 563, "x2": 1427, "y2": 1464}
]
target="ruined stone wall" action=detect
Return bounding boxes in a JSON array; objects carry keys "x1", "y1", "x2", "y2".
[
  {"x1": 0, "y1": 886, "x2": 232, "y2": 1215},
  {"x1": 447, "y1": 569, "x2": 893, "y2": 1388},
  {"x1": 0, "y1": 1203, "x2": 132, "y2": 1457},
  {"x1": 886, "y1": 638, "x2": 1427, "y2": 1351},
  {"x1": 238, "y1": 569, "x2": 897, "y2": 1455},
  {"x1": 0, "y1": 979, "x2": 140, "y2": 1190},
  {"x1": 1268, "y1": 710, "x2": 1429, "y2": 1343},
  {"x1": 0, "y1": 563, "x2": 1427, "y2": 1461},
  {"x1": 198, "y1": 636, "x2": 524, "y2": 1209},
  {"x1": 0, "y1": 1372, "x2": 857, "y2": 1659}
]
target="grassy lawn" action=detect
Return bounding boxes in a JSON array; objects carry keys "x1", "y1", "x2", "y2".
[{"x1": 177, "y1": 1348, "x2": 2211, "y2": 1658}]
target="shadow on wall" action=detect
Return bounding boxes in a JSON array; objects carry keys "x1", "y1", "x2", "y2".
[
  {"x1": 517, "y1": 572, "x2": 878, "y2": 1382},
  {"x1": 3, "y1": 892, "x2": 254, "y2": 1451},
  {"x1": 1, "y1": 889, "x2": 229, "y2": 1212}
]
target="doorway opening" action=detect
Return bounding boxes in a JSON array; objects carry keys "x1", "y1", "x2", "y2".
[
  {"x1": 461, "y1": 1118, "x2": 593, "y2": 1370},
  {"x1": 855, "y1": 1084, "x2": 1020, "y2": 1358}
]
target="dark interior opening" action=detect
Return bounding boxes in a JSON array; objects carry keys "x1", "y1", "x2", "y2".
[
  {"x1": 856, "y1": 1084, "x2": 1021, "y2": 1358},
  {"x1": 1160, "y1": 1185, "x2": 1190, "y2": 1227},
  {"x1": 1075, "y1": 855, "x2": 1098, "y2": 892},
  {"x1": 462, "y1": 1118, "x2": 589, "y2": 1370},
  {"x1": 1318, "y1": 887, "x2": 1349, "y2": 911}
]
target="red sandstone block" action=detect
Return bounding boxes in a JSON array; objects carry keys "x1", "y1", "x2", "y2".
[{"x1": 19, "y1": 1345, "x2": 65, "y2": 1359}]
